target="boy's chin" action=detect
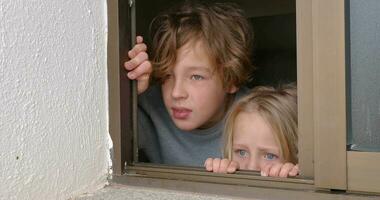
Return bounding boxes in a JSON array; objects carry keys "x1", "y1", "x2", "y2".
[{"x1": 172, "y1": 119, "x2": 198, "y2": 131}]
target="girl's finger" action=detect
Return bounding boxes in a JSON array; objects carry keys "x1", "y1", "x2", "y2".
[
  {"x1": 212, "y1": 158, "x2": 221, "y2": 173},
  {"x1": 268, "y1": 163, "x2": 282, "y2": 177},
  {"x1": 260, "y1": 163, "x2": 271, "y2": 177},
  {"x1": 279, "y1": 163, "x2": 294, "y2": 178},
  {"x1": 204, "y1": 158, "x2": 214, "y2": 171},
  {"x1": 289, "y1": 164, "x2": 299, "y2": 177},
  {"x1": 227, "y1": 161, "x2": 239, "y2": 173},
  {"x1": 219, "y1": 159, "x2": 231, "y2": 173}
]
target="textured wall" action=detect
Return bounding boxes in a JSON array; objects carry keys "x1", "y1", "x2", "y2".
[{"x1": 0, "y1": 1, "x2": 109, "y2": 199}]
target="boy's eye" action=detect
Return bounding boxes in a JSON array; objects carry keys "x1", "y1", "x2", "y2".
[
  {"x1": 264, "y1": 153, "x2": 278, "y2": 161},
  {"x1": 190, "y1": 75, "x2": 204, "y2": 80},
  {"x1": 237, "y1": 150, "x2": 249, "y2": 158},
  {"x1": 164, "y1": 74, "x2": 173, "y2": 80}
]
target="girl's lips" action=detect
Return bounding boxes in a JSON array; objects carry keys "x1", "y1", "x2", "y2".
[{"x1": 172, "y1": 107, "x2": 192, "y2": 119}]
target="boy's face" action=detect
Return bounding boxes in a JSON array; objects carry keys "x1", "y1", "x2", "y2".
[
  {"x1": 231, "y1": 112, "x2": 283, "y2": 171},
  {"x1": 161, "y1": 41, "x2": 237, "y2": 131}
]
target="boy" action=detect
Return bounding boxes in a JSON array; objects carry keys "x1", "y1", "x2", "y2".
[{"x1": 125, "y1": 1, "x2": 253, "y2": 166}]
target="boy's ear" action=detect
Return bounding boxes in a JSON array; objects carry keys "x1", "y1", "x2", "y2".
[{"x1": 226, "y1": 85, "x2": 238, "y2": 94}]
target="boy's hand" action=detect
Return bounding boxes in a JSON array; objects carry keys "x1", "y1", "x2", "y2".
[
  {"x1": 204, "y1": 158, "x2": 239, "y2": 173},
  {"x1": 124, "y1": 36, "x2": 152, "y2": 94},
  {"x1": 260, "y1": 163, "x2": 299, "y2": 178}
]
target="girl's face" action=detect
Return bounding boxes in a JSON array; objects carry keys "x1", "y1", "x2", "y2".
[{"x1": 231, "y1": 111, "x2": 284, "y2": 171}]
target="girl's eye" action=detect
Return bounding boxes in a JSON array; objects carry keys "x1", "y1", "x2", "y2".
[
  {"x1": 191, "y1": 75, "x2": 204, "y2": 80},
  {"x1": 238, "y1": 150, "x2": 249, "y2": 158},
  {"x1": 264, "y1": 153, "x2": 278, "y2": 161}
]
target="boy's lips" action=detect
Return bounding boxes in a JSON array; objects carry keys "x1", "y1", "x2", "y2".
[{"x1": 171, "y1": 107, "x2": 192, "y2": 119}]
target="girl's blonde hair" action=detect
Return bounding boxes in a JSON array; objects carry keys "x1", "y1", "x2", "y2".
[{"x1": 223, "y1": 84, "x2": 298, "y2": 164}]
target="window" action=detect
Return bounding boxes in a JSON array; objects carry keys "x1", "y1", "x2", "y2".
[
  {"x1": 107, "y1": 0, "x2": 380, "y2": 195},
  {"x1": 345, "y1": 0, "x2": 380, "y2": 193}
]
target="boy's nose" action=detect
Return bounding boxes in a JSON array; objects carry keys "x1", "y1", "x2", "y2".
[{"x1": 171, "y1": 79, "x2": 188, "y2": 99}]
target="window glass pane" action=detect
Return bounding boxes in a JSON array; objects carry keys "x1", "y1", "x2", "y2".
[{"x1": 347, "y1": 0, "x2": 380, "y2": 151}]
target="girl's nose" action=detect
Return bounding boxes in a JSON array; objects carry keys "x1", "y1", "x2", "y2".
[{"x1": 247, "y1": 157, "x2": 261, "y2": 171}]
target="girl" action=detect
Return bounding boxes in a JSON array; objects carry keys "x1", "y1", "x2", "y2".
[{"x1": 204, "y1": 84, "x2": 299, "y2": 177}]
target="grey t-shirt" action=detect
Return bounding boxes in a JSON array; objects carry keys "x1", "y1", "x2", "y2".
[{"x1": 138, "y1": 84, "x2": 247, "y2": 167}]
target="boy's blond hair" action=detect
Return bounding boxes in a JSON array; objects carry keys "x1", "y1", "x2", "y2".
[
  {"x1": 223, "y1": 84, "x2": 298, "y2": 164},
  {"x1": 150, "y1": 1, "x2": 253, "y2": 89}
]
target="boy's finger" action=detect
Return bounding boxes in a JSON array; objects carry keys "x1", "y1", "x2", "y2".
[
  {"x1": 137, "y1": 73, "x2": 150, "y2": 81},
  {"x1": 125, "y1": 52, "x2": 149, "y2": 71},
  {"x1": 124, "y1": 60, "x2": 134, "y2": 71},
  {"x1": 137, "y1": 74, "x2": 150, "y2": 95},
  {"x1": 127, "y1": 60, "x2": 152, "y2": 80},
  {"x1": 128, "y1": 43, "x2": 148, "y2": 59},
  {"x1": 136, "y1": 36, "x2": 143, "y2": 44}
]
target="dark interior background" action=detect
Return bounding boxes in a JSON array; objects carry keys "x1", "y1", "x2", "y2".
[{"x1": 135, "y1": 0, "x2": 297, "y2": 88}]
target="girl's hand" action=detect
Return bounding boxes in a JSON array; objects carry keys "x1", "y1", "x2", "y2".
[
  {"x1": 261, "y1": 163, "x2": 299, "y2": 178},
  {"x1": 204, "y1": 158, "x2": 240, "y2": 173},
  {"x1": 124, "y1": 36, "x2": 152, "y2": 94}
]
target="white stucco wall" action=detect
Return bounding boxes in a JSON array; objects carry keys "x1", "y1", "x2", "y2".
[{"x1": 0, "y1": 1, "x2": 109, "y2": 199}]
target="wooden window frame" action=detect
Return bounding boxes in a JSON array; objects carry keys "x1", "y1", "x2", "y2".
[{"x1": 108, "y1": 0, "x2": 380, "y2": 195}]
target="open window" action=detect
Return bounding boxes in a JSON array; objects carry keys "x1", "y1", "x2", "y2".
[{"x1": 107, "y1": 0, "x2": 380, "y2": 195}]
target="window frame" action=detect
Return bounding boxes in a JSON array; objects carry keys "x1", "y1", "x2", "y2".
[
  {"x1": 347, "y1": 152, "x2": 380, "y2": 193},
  {"x1": 108, "y1": 0, "x2": 380, "y2": 195},
  {"x1": 311, "y1": 0, "x2": 347, "y2": 190}
]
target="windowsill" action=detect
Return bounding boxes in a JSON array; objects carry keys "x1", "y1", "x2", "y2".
[{"x1": 107, "y1": 175, "x2": 378, "y2": 200}]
